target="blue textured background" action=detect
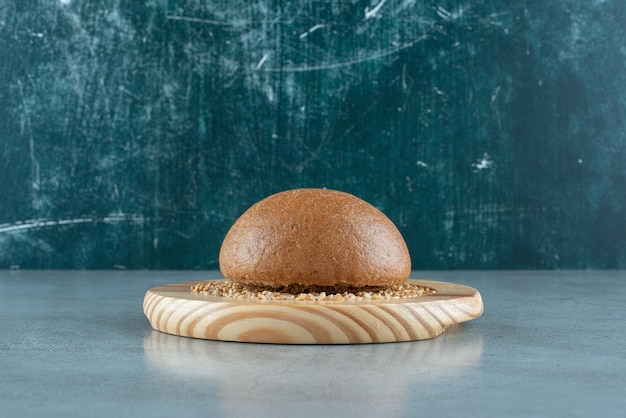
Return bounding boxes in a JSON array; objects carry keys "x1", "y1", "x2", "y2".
[{"x1": 1, "y1": 0, "x2": 625, "y2": 269}]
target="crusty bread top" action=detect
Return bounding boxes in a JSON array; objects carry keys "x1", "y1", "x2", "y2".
[{"x1": 219, "y1": 188, "x2": 411, "y2": 289}]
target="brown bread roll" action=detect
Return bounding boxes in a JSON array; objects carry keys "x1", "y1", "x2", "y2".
[{"x1": 219, "y1": 188, "x2": 411, "y2": 289}]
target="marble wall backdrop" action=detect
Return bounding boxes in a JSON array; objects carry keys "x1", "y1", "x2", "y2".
[{"x1": 1, "y1": 1, "x2": 625, "y2": 269}]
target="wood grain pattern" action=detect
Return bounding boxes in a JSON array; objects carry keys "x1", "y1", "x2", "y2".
[{"x1": 143, "y1": 279, "x2": 483, "y2": 344}]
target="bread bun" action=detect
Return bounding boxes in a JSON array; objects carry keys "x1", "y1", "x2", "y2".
[{"x1": 219, "y1": 188, "x2": 411, "y2": 289}]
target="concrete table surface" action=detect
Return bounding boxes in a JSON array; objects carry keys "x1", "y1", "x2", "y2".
[{"x1": 2, "y1": 270, "x2": 625, "y2": 417}]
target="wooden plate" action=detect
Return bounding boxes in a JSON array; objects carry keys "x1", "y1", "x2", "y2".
[{"x1": 143, "y1": 279, "x2": 483, "y2": 344}]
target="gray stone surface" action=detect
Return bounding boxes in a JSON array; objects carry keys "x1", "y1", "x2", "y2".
[{"x1": 2, "y1": 270, "x2": 625, "y2": 417}]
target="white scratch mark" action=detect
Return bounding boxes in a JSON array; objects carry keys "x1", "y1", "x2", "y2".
[
  {"x1": 491, "y1": 85, "x2": 501, "y2": 103},
  {"x1": 166, "y1": 15, "x2": 244, "y2": 26},
  {"x1": 436, "y1": 5, "x2": 452, "y2": 19},
  {"x1": 365, "y1": 0, "x2": 387, "y2": 19},
  {"x1": 402, "y1": 63, "x2": 407, "y2": 90},
  {"x1": 16, "y1": 79, "x2": 40, "y2": 210},
  {"x1": 0, "y1": 214, "x2": 147, "y2": 235},
  {"x1": 436, "y1": 5, "x2": 468, "y2": 20},
  {"x1": 260, "y1": 35, "x2": 428, "y2": 72},
  {"x1": 255, "y1": 53, "x2": 269, "y2": 69},
  {"x1": 119, "y1": 86, "x2": 140, "y2": 100},
  {"x1": 299, "y1": 24, "x2": 326, "y2": 39},
  {"x1": 405, "y1": 176, "x2": 413, "y2": 192},
  {"x1": 473, "y1": 153, "x2": 493, "y2": 171},
  {"x1": 0, "y1": 218, "x2": 94, "y2": 234}
]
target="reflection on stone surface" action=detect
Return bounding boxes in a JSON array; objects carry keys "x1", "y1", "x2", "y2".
[{"x1": 143, "y1": 325, "x2": 483, "y2": 414}]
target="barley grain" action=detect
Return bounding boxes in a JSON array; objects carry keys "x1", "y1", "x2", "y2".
[{"x1": 190, "y1": 280, "x2": 436, "y2": 301}]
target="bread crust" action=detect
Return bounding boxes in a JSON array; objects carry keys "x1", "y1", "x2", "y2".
[{"x1": 219, "y1": 188, "x2": 411, "y2": 288}]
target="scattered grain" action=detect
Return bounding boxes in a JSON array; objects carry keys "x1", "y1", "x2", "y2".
[{"x1": 190, "y1": 280, "x2": 436, "y2": 301}]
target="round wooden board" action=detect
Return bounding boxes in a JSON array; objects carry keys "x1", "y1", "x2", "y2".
[{"x1": 143, "y1": 279, "x2": 483, "y2": 344}]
